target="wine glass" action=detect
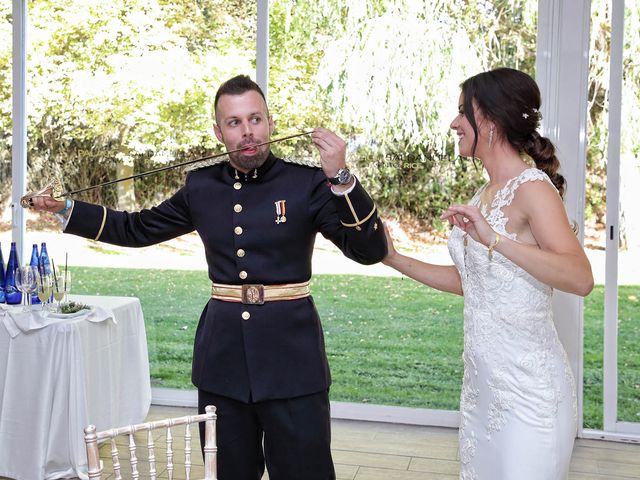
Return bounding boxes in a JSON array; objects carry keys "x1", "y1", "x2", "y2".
[
  {"x1": 52, "y1": 273, "x2": 68, "y2": 312},
  {"x1": 15, "y1": 266, "x2": 38, "y2": 312},
  {"x1": 36, "y1": 273, "x2": 54, "y2": 311}
]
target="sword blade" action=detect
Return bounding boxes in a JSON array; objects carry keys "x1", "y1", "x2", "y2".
[{"x1": 61, "y1": 130, "x2": 314, "y2": 197}]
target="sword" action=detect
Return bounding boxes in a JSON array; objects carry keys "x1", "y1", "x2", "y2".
[{"x1": 20, "y1": 131, "x2": 313, "y2": 208}]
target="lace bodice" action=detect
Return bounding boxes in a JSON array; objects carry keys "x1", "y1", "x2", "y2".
[
  {"x1": 448, "y1": 168, "x2": 577, "y2": 480},
  {"x1": 449, "y1": 167, "x2": 555, "y2": 287}
]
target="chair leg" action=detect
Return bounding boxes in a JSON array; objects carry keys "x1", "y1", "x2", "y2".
[
  {"x1": 203, "y1": 405, "x2": 218, "y2": 480},
  {"x1": 84, "y1": 425, "x2": 103, "y2": 479}
]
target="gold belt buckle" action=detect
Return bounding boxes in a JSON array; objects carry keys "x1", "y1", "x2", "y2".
[{"x1": 242, "y1": 284, "x2": 265, "y2": 305}]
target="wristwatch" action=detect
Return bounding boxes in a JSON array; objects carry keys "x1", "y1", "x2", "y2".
[{"x1": 328, "y1": 168, "x2": 353, "y2": 185}]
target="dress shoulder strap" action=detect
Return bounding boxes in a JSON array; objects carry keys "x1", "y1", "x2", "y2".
[{"x1": 494, "y1": 168, "x2": 556, "y2": 209}]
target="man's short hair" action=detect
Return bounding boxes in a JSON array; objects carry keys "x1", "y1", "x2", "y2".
[{"x1": 214, "y1": 75, "x2": 267, "y2": 117}]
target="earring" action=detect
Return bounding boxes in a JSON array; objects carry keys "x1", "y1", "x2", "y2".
[{"x1": 488, "y1": 126, "x2": 494, "y2": 148}]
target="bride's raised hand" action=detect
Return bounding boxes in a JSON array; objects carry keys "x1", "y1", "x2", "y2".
[
  {"x1": 381, "y1": 222, "x2": 398, "y2": 265},
  {"x1": 441, "y1": 204, "x2": 496, "y2": 246}
]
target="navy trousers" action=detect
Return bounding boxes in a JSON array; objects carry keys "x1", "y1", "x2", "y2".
[{"x1": 198, "y1": 389, "x2": 336, "y2": 480}]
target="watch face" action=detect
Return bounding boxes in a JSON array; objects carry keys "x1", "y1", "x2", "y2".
[{"x1": 337, "y1": 168, "x2": 352, "y2": 184}]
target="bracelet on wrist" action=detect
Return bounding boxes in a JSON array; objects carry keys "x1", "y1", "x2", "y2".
[{"x1": 487, "y1": 232, "x2": 501, "y2": 261}]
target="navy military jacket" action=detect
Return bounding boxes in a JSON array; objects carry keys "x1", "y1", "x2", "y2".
[{"x1": 65, "y1": 153, "x2": 387, "y2": 402}]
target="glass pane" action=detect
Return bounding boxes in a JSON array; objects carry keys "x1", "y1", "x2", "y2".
[
  {"x1": 616, "y1": 0, "x2": 640, "y2": 426},
  {"x1": 270, "y1": 0, "x2": 538, "y2": 411},
  {"x1": 6, "y1": 0, "x2": 257, "y2": 390},
  {"x1": 583, "y1": 0, "x2": 640, "y2": 430},
  {"x1": 583, "y1": 0, "x2": 613, "y2": 432}
]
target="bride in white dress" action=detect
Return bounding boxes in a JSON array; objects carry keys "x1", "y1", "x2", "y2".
[{"x1": 382, "y1": 68, "x2": 593, "y2": 480}]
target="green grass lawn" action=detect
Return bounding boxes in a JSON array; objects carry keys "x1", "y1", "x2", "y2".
[{"x1": 70, "y1": 267, "x2": 639, "y2": 429}]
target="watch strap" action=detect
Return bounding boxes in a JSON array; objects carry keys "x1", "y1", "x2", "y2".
[{"x1": 328, "y1": 168, "x2": 352, "y2": 185}]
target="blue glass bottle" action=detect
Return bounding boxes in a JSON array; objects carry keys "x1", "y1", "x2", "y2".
[
  {"x1": 30, "y1": 244, "x2": 41, "y2": 304},
  {"x1": 5, "y1": 242, "x2": 21, "y2": 305},
  {"x1": 0, "y1": 243, "x2": 5, "y2": 304},
  {"x1": 40, "y1": 242, "x2": 52, "y2": 275},
  {"x1": 40, "y1": 242, "x2": 53, "y2": 302}
]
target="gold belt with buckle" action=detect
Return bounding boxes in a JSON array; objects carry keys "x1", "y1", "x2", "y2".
[{"x1": 211, "y1": 281, "x2": 310, "y2": 305}]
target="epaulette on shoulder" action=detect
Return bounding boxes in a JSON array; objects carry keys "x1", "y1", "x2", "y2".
[
  {"x1": 282, "y1": 156, "x2": 321, "y2": 169},
  {"x1": 184, "y1": 156, "x2": 228, "y2": 173}
]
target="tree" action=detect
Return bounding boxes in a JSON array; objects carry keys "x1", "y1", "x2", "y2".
[
  {"x1": 312, "y1": 0, "x2": 537, "y2": 226},
  {"x1": 587, "y1": 0, "x2": 640, "y2": 247},
  {"x1": 1, "y1": 0, "x2": 256, "y2": 208},
  {"x1": 3, "y1": 0, "x2": 638, "y2": 233}
]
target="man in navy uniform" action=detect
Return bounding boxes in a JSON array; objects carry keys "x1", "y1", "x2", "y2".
[{"x1": 31, "y1": 75, "x2": 386, "y2": 479}]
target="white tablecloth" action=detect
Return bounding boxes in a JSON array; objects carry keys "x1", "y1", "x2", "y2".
[{"x1": 0, "y1": 295, "x2": 151, "y2": 480}]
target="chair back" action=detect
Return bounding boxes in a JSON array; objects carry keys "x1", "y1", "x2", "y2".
[{"x1": 84, "y1": 405, "x2": 217, "y2": 480}]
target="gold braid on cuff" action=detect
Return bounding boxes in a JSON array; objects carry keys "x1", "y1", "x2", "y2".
[
  {"x1": 340, "y1": 204, "x2": 377, "y2": 231},
  {"x1": 94, "y1": 206, "x2": 107, "y2": 241}
]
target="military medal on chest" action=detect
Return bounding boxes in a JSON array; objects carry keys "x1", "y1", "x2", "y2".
[{"x1": 274, "y1": 199, "x2": 287, "y2": 224}]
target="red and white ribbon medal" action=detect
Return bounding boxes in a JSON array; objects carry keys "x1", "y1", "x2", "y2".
[{"x1": 275, "y1": 200, "x2": 287, "y2": 224}]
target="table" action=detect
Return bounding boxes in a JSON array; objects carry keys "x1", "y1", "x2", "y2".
[{"x1": 0, "y1": 295, "x2": 151, "y2": 480}]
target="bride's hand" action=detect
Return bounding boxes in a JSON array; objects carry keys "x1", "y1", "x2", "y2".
[
  {"x1": 441, "y1": 204, "x2": 495, "y2": 246},
  {"x1": 381, "y1": 222, "x2": 397, "y2": 265}
]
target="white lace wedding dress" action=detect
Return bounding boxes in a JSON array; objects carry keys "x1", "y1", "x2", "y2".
[{"x1": 448, "y1": 168, "x2": 577, "y2": 480}]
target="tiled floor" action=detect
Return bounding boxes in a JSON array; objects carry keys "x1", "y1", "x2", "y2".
[{"x1": 95, "y1": 405, "x2": 640, "y2": 479}]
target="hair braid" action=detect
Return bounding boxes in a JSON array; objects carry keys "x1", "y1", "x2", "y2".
[{"x1": 523, "y1": 132, "x2": 566, "y2": 197}]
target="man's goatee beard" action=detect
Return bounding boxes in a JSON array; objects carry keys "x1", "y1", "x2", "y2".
[{"x1": 229, "y1": 150, "x2": 269, "y2": 172}]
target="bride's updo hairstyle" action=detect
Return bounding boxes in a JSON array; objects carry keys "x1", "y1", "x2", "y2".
[{"x1": 460, "y1": 67, "x2": 566, "y2": 198}]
